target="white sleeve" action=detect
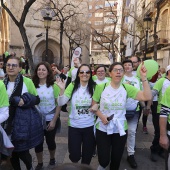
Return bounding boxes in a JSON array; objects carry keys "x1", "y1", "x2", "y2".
[
  {"x1": 57, "y1": 95, "x2": 70, "y2": 106},
  {"x1": 0, "y1": 107, "x2": 9, "y2": 124}
]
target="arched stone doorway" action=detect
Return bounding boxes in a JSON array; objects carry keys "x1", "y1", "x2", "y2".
[{"x1": 42, "y1": 49, "x2": 54, "y2": 64}]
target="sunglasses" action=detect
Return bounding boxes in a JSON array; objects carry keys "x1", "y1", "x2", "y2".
[{"x1": 79, "y1": 70, "x2": 91, "y2": 75}]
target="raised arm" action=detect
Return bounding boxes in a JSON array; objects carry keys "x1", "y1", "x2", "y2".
[{"x1": 135, "y1": 62, "x2": 152, "y2": 101}]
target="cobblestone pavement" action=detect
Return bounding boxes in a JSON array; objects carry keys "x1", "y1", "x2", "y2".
[{"x1": 1, "y1": 111, "x2": 165, "y2": 170}]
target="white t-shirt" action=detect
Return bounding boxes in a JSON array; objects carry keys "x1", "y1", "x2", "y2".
[
  {"x1": 58, "y1": 83, "x2": 95, "y2": 128},
  {"x1": 36, "y1": 84, "x2": 59, "y2": 121},
  {"x1": 95, "y1": 78, "x2": 109, "y2": 85},
  {"x1": 149, "y1": 82, "x2": 157, "y2": 101},
  {"x1": 7, "y1": 82, "x2": 28, "y2": 97},
  {"x1": 132, "y1": 71, "x2": 137, "y2": 76},
  {"x1": 68, "y1": 67, "x2": 78, "y2": 82},
  {"x1": 122, "y1": 75, "x2": 141, "y2": 110},
  {"x1": 0, "y1": 69, "x2": 5, "y2": 78},
  {"x1": 93, "y1": 83, "x2": 139, "y2": 135}
]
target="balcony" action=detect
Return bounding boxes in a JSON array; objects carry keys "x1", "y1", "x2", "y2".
[
  {"x1": 144, "y1": 2, "x2": 154, "y2": 16},
  {"x1": 140, "y1": 30, "x2": 169, "y2": 50}
]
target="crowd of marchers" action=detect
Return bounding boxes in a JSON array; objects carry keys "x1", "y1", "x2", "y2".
[{"x1": 0, "y1": 53, "x2": 170, "y2": 170}]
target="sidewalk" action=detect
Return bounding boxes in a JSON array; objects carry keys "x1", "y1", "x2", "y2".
[{"x1": 5, "y1": 112, "x2": 165, "y2": 170}]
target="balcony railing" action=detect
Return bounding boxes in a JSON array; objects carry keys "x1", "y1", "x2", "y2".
[
  {"x1": 144, "y1": 2, "x2": 154, "y2": 16},
  {"x1": 140, "y1": 30, "x2": 169, "y2": 50}
]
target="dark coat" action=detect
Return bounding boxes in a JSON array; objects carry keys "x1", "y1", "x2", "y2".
[{"x1": 11, "y1": 93, "x2": 43, "y2": 152}]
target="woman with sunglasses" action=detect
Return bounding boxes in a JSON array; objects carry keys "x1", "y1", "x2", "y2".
[
  {"x1": 2, "y1": 56, "x2": 42, "y2": 170},
  {"x1": 92, "y1": 62, "x2": 152, "y2": 170},
  {"x1": 56, "y1": 64, "x2": 96, "y2": 165}
]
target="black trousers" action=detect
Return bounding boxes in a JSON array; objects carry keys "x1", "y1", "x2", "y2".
[
  {"x1": 68, "y1": 126, "x2": 95, "y2": 165},
  {"x1": 10, "y1": 150, "x2": 32, "y2": 170},
  {"x1": 35, "y1": 120, "x2": 58, "y2": 153},
  {"x1": 150, "y1": 101, "x2": 163, "y2": 153},
  {"x1": 96, "y1": 129, "x2": 127, "y2": 170}
]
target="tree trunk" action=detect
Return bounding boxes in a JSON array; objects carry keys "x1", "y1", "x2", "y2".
[
  {"x1": 19, "y1": 26, "x2": 34, "y2": 75},
  {"x1": 59, "y1": 22, "x2": 64, "y2": 67},
  {"x1": 153, "y1": 4, "x2": 160, "y2": 61}
]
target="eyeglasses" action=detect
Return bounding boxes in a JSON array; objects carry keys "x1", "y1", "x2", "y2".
[
  {"x1": 97, "y1": 70, "x2": 105, "y2": 73},
  {"x1": 6, "y1": 63, "x2": 18, "y2": 68},
  {"x1": 112, "y1": 68, "x2": 124, "y2": 73},
  {"x1": 132, "y1": 61, "x2": 138, "y2": 64},
  {"x1": 79, "y1": 70, "x2": 91, "y2": 75}
]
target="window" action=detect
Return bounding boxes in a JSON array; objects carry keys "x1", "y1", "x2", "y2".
[
  {"x1": 96, "y1": 29, "x2": 102, "y2": 33},
  {"x1": 104, "y1": 25, "x2": 114, "y2": 32},
  {"x1": 105, "y1": 1, "x2": 115, "y2": 7},
  {"x1": 93, "y1": 44, "x2": 101, "y2": 49},
  {"x1": 95, "y1": 21, "x2": 103, "y2": 25},
  {"x1": 94, "y1": 37, "x2": 101, "y2": 41},
  {"x1": 104, "y1": 17, "x2": 116, "y2": 24},
  {"x1": 88, "y1": 13, "x2": 92, "y2": 17},
  {"x1": 89, "y1": 5, "x2": 92, "y2": 10},
  {"x1": 95, "y1": 13, "x2": 103, "y2": 17},
  {"x1": 95, "y1": 5, "x2": 103, "y2": 9}
]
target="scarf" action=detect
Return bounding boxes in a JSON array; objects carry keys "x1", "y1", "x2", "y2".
[{"x1": 3, "y1": 74, "x2": 23, "y2": 135}]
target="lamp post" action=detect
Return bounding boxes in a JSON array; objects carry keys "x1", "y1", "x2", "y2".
[
  {"x1": 120, "y1": 41, "x2": 125, "y2": 62},
  {"x1": 69, "y1": 39, "x2": 74, "y2": 66},
  {"x1": 143, "y1": 15, "x2": 152, "y2": 61},
  {"x1": 43, "y1": 13, "x2": 52, "y2": 61}
]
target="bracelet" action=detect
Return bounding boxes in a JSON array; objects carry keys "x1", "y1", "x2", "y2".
[{"x1": 141, "y1": 79, "x2": 147, "y2": 82}]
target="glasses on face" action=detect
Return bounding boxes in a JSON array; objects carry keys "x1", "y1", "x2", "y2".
[
  {"x1": 79, "y1": 70, "x2": 91, "y2": 75},
  {"x1": 97, "y1": 70, "x2": 105, "y2": 73},
  {"x1": 112, "y1": 68, "x2": 124, "y2": 73},
  {"x1": 132, "y1": 61, "x2": 138, "y2": 64},
  {"x1": 6, "y1": 63, "x2": 18, "y2": 68}
]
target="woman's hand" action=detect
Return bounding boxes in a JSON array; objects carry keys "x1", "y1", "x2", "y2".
[
  {"x1": 46, "y1": 119, "x2": 56, "y2": 131},
  {"x1": 159, "y1": 135, "x2": 169, "y2": 150},
  {"x1": 55, "y1": 77, "x2": 65, "y2": 90},
  {"x1": 100, "y1": 114, "x2": 109, "y2": 125},
  {"x1": 140, "y1": 62, "x2": 147, "y2": 80},
  {"x1": 89, "y1": 104, "x2": 99, "y2": 112},
  {"x1": 18, "y1": 98, "x2": 24, "y2": 106}
]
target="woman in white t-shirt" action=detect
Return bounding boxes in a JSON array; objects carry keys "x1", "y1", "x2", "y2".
[
  {"x1": 56, "y1": 64, "x2": 96, "y2": 165},
  {"x1": 92, "y1": 62, "x2": 152, "y2": 170},
  {"x1": 32, "y1": 62, "x2": 61, "y2": 170},
  {"x1": 93, "y1": 65, "x2": 110, "y2": 84}
]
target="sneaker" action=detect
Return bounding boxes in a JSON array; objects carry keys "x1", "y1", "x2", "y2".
[
  {"x1": 35, "y1": 163, "x2": 43, "y2": 170},
  {"x1": 150, "y1": 152, "x2": 158, "y2": 162},
  {"x1": 127, "y1": 155, "x2": 137, "y2": 169},
  {"x1": 49, "y1": 158, "x2": 56, "y2": 166},
  {"x1": 143, "y1": 127, "x2": 148, "y2": 134}
]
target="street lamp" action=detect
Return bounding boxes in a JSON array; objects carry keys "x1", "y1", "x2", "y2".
[
  {"x1": 43, "y1": 13, "x2": 52, "y2": 61},
  {"x1": 143, "y1": 15, "x2": 152, "y2": 60}
]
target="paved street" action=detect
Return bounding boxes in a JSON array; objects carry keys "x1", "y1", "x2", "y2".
[{"x1": 2, "y1": 111, "x2": 165, "y2": 170}]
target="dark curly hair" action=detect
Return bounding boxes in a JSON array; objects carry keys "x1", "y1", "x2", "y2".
[
  {"x1": 32, "y1": 61, "x2": 55, "y2": 88},
  {"x1": 70, "y1": 64, "x2": 96, "y2": 99}
]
